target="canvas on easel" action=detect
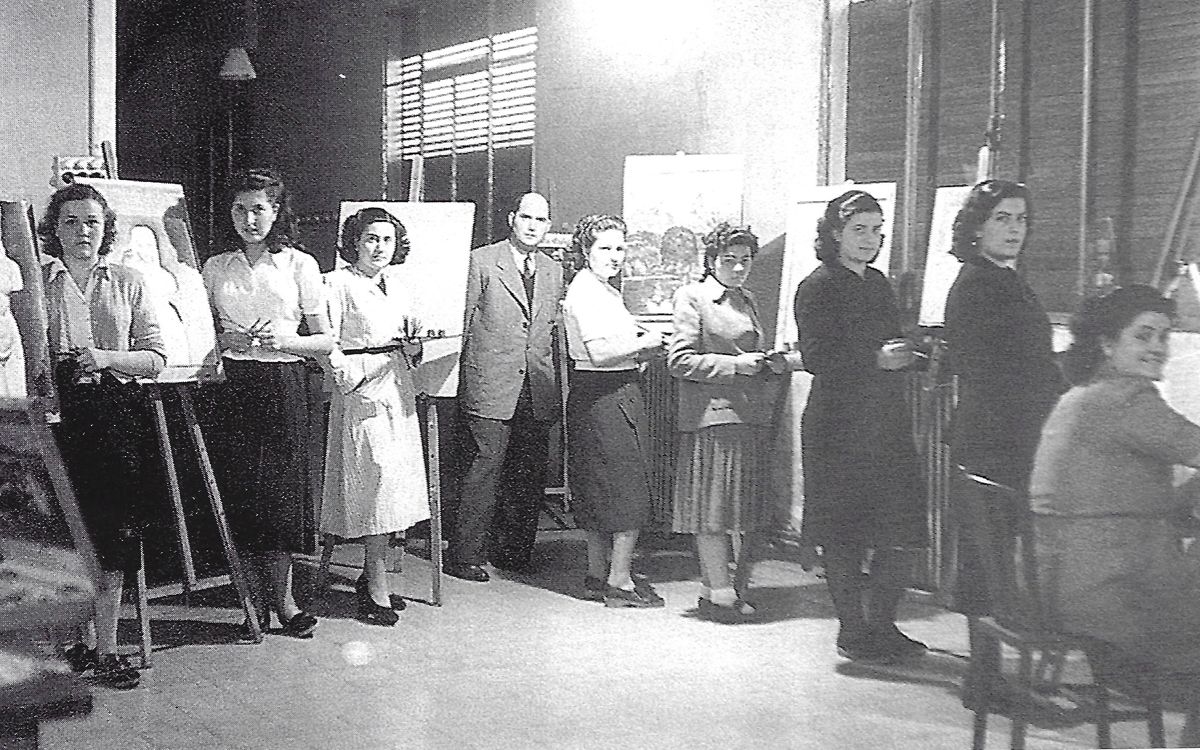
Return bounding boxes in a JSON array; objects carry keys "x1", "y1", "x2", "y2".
[
  {"x1": 74, "y1": 178, "x2": 219, "y2": 383},
  {"x1": 622, "y1": 154, "x2": 745, "y2": 319},
  {"x1": 337, "y1": 201, "x2": 475, "y2": 398},
  {"x1": 917, "y1": 185, "x2": 973, "y2": 328},
  {"x1": 0, "y1": 200, "x2": 54, "y2": 406}
]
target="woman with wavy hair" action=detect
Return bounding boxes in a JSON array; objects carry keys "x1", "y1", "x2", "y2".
[
  {"x1": 321, "y1": 207, "x2": 428, "y2": 626},
  {"x1": 202, "y1": 168, "x2": 332, "y2": 638},
  {"x1": 40, "y1": 182, "x2": 166, "y2": 688},
  {"x1": 668, "y1": 222, "x2": 800, "y2": 622},
  {"x1": 793, "y1": 189, "x2": 927, "y2": 662},
  {"x1": 1031, "y1": 285, "x2": 1200, "y2": 675},
  {"x1": 943, "y1": 179, "x2": 1066, "y2": 704},
  {"x1": 562, "y1": 214, "x2": 664, "y2": 608}
]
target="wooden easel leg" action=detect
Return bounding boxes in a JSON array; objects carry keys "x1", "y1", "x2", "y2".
[
  {"x1": 426, "y1": 400, "x2": 442, "y2": 607},
  {"x1": 316, "y1": 533, "x2": 335, "y2": 593},
  {"x1": 148, "y1": 385, "x2": 197, "y2": 603},
  {"x1": 177, "y1": 387, "x2": 262, "y2": 642},
  {"x1": 134, "y1": 539, "x2": 152, "y2": 668}
]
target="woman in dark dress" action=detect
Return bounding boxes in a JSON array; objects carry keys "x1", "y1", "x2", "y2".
[
  {"x1": 794, "y1": 190, "x2": 927, "y2": 662},
  {"x1": 943, "y1": 179, "x2": 1066, "y2": 703}
]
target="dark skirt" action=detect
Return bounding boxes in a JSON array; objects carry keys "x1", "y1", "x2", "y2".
[
  {"x1": 672, "y1": 424, "x2": 777, "y2": 534},
  {"x1": 799, "y1": 374, "x2": 927, "y2": 552},
  {"x1": 205, "y1": 359, "x2": 310, "y2": 555},
  {"x1": 566, "y1": 369, "x2": 651, "y2": 533},
  {"x1": 54, "y1": 362, "x2": 160, "y2": 573}
]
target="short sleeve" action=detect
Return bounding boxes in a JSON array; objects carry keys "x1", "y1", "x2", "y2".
[
  {"x1": 1119, "y1": 386, "x2": 1200, "y2": 466},
  {"x1": 294, "y1": 251, "x2": 324, "y2": 315}
]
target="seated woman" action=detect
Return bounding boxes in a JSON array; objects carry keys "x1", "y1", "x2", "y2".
[{"x1": 1030, "y1": 284, "x2": 1200, "y2": 673}]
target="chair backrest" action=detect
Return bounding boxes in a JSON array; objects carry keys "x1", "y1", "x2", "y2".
[{"x1": 955, "y1": 469, "x2": 1049, "y2": 631}]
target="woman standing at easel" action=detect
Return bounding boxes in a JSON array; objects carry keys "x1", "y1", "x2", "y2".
[
  {"x1": 202, "y1": 168, "x2": 332, "y2": 638},
  {"x1": 321, "y1": 207, "x2": 429, "y2": 626},
  {"x1": 40, "y1": 182, "x2": 166, "y2": 688}
]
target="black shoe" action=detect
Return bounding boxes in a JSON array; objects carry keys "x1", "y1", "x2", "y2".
[
  {"x1": 89, "y1": 653, "x2": 140, "y2": 690},
  {"x1": 696, "y1": 597, "x2": 759, "y2": 623},
  {"x1": 604, "y1": 585, "x2": 657, "y2": 609},
  {"x1": 355, "y1": 575, "x2": 407, "y2": 611},
  {"x1": 873, "y1": 623, "x2": 927, "y2": 658},
  {"x1": 63, "y1": 644, "x2": 98, "y2": 673},
  {"x1": 444, "y1": 562, "x2": 490, "y2": 582},
  {"x1": 357, "y1": 588, "x2": 400, "y2": 627},
  {"x1": 633, "y1": 578, "x2": 665, "y2": 607},
  {"x1": 837, "y1": 628, "x2": 898, "y2": 663},
  {"x1": 280, "y1": 611, "x2": 318, "y2": 639},
  {"x1": 582, "y1": 575, "x2": 606, "y2": 602}
]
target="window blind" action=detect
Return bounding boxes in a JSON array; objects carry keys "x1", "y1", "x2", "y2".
[{"x1": 385, "y1": 27, "x2": 537, "y2": 164}]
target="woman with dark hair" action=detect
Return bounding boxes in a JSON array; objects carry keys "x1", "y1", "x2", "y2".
[
  {"x1": 668, "y1": 222, "x2": 800, "y2": 622},
  {"x1": 793, "y1": 189, "x2": 927, "y2": 661},
  {"x1": 320, "y1": 207, "x2": 428, "y2": 626},
  {"x1": 1030, "y1": 285, "x2": 1200, "y2": 672},
  {"x1": 562, "y1": 214, "x2": 664, "y2": 608},
  {"x1": 38, "y1": 182, "x2": 166, "y2": 688},
  {"x1": 202, "y1": 168, "x2": 332, "y2": 638},
  {"x1": 943, "y1": 179, "x2": 1066, "y2": 699}
]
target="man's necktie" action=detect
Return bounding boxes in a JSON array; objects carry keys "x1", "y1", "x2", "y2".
[{"x1": 521, "y1": 252, "x2": 535, "y2": 307}]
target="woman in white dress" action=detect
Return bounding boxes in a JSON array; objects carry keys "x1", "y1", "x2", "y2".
[{"x1": 322, "y1": 207, "x2": 429, "y2": 626}]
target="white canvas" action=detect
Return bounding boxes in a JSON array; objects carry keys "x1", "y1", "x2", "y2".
[
  {"x1": 917, "y1": 185, "x2": 972, "y2": 328},
  {"x1": 338, "y1": 201, "x2": 475, "y2": 398},
  {"x1": 774, "y1": 182, "x2": 896, "y2": 349}
]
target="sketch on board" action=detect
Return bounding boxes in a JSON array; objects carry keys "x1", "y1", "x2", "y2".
[{"x1": 75, "y1": 178, "x2": 219, "y2": 383}]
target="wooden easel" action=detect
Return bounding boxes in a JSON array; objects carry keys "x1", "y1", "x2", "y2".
[
  {"x1": 141, "y1": 383, "x2": 263, "y2": 647},
  {"x1": 87, "y1": 145, "x2": 263, "y2": 665}
]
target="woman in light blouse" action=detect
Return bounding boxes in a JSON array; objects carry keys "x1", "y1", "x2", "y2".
[
  {"x1": 668, "y1": 223, "x2": 799, "y2": 622},
  {"x1": 202, "y1": 168, "x2": 332, "y2": 638},
  {"x1": 39, "y1": 182, "x2": 166, "y2": 688},
  {"x1": 562, "y1": 214, "x2": 665, "y2": 608},
  {"x1": 322, "y1": 207, "x2": 429, "y2": 627}
]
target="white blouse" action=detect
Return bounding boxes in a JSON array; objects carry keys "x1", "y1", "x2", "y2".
[
  {"x1": 202, "y1": 246, "x2": 324, "y2": 362},
  {"x1": 562, "y1": 269, "x2": 640, "y2": 372}
]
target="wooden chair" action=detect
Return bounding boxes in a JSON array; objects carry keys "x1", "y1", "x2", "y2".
[{"x1": 956, "y1": 469, "x2": 1166, "y2": 750}]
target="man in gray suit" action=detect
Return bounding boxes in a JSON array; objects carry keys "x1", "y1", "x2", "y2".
[{"x1": 445, "y1": 192, "x2": 563, "y2": 582}]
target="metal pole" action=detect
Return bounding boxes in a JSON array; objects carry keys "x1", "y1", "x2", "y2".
[
  {"x1": 1078, "y1": 0, "x2": 1095, "y2": 299},
  {"x1": 902, "y1": 0, "x2": 932, "y2": 276}
]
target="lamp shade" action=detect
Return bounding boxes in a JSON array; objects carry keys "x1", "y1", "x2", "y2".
[{"x1": 219, "y1": 47, "x2": 257, "y2": 81}]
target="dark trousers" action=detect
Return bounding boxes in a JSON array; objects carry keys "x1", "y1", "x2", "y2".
[{"x1": 450, "y1": 388, "x2": 550, "y2": 567}]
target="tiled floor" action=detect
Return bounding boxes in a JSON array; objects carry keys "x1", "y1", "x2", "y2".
[{"x1": 36, "y1": 531, "x2": 1192, "y2": 749}]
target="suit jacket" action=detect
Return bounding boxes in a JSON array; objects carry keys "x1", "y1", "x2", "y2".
[
  {"x1": 458, "y1": 239, "x2": 563, "y2": 421},
  {"x1": 667, "y1": 276, "x2": 783, "y2": 431}
]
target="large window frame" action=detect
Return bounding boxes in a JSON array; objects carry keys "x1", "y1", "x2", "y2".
[{"x1": 385, "y1": 27, "x2": 537, "y2": 245}]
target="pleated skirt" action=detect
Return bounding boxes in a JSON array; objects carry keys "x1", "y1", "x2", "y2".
[
  {"x1": 566, "y1": 369, "x2": 651, "y2": 533},
  {"x1": 671, "y1": 423, "x2": 775, "y2": 535}
]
